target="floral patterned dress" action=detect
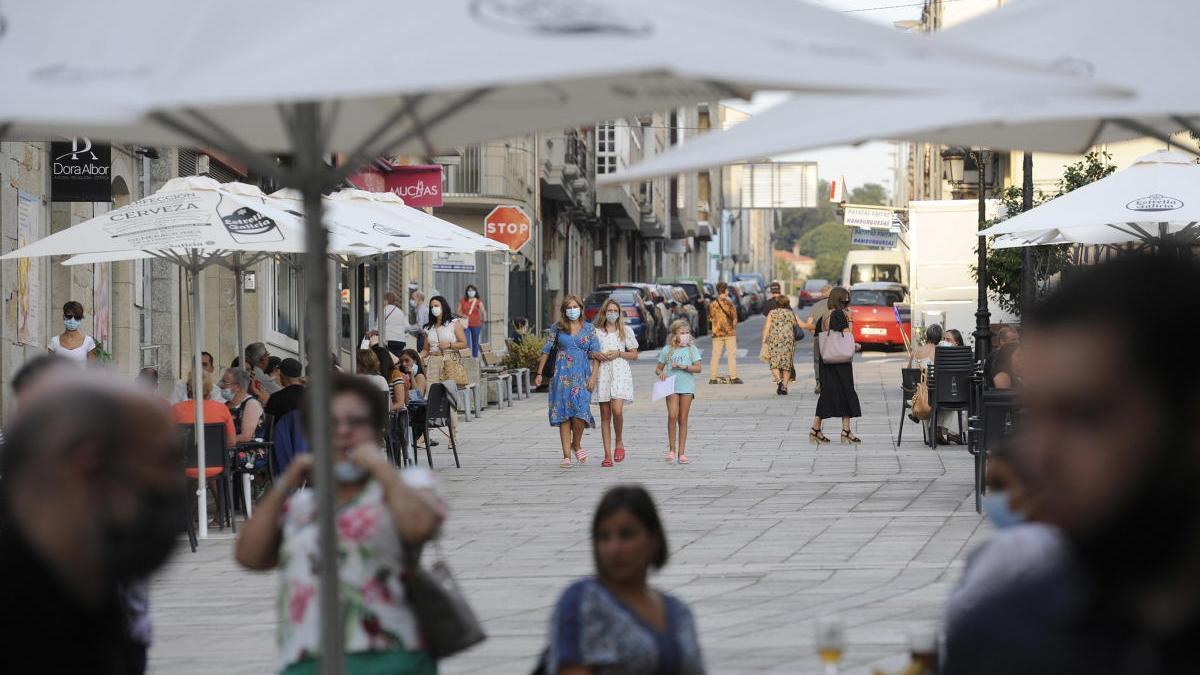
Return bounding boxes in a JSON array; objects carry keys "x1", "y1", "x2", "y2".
[
  {"x1": 276, "y1": 470, "x2": 440, "y2": 673},
  {"x1": 762, "y1": 307, "x2": 796, "y2": 370},
  {"x1": 593, "y1": 325, "x2": 637, "y2": 404},
  {"x1": 542, "y1": 323, "x2": 600, "y2": 427}
]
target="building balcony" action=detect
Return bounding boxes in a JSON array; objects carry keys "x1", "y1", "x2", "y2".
[
  {"x1": 440, "y1": 142, "x2": 533, "y2": 214},
  {"x1": 541, "y1": 130, "x2": 591, "y2": 205}
]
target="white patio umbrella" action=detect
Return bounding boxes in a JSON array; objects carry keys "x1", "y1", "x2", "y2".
[
  {"x1": 0, "y1": 2, "x2": 1131, "y2": 670},
  {"x1": 1, "y1": 176, "x2": 307, "y2": 538},
  {"x1": 981, "y1": 151, "x2": 1200, "y2": 248},
  {"x1": 602, "y1": 0, "x2": 1198, "y2": 184}
]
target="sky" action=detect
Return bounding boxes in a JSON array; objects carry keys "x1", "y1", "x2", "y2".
[{"x1": 723, "y1": 0, "x2": 925, "y2": 200}]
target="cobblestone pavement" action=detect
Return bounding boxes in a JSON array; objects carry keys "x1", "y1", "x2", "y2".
[{"x1": 148, "y1": 311, "x2": 991, "y2": 674}]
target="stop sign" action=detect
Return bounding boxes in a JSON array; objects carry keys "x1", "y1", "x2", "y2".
[{"x1": 484, "y1": 205, "x2": 531, "y2": 251}]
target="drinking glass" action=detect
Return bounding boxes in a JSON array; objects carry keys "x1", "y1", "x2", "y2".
[
  {"x1": 814, "y1": 615, "x2": 846, "y2": 675},
  {"x1": 907, "y1": 625, "x2": 938, "y2": 673}
]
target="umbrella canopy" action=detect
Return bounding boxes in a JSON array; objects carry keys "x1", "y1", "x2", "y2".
[
  {"x1": 980, "y1": 151, "x2": 1200, "y2": 247},
  {"x1": 602, "y1": 0, "x2": 1196, "y2": 185},
  {"x1": 0, "y1": 0, "x2": 1127, "y2": 157}
]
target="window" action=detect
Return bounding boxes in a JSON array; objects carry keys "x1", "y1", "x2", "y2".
[
  {"x1": 266, "y1": 258, "x2": 301, "y2": 349},
  {"x1": 596, "y1": 122, "x2": 618, "y2": 175},
  {"x1": 849, "y1": 263, "x2": 902, "y2": 284},
  {"x1": 850, "y1": 290, "x2": 904, "y2": 307}
]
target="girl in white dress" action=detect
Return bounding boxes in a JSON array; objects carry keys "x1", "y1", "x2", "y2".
[{"x1": 592, "y1": 298, "x2": 639, "y2": 467}]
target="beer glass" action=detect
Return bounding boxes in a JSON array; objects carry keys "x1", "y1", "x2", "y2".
[{"x1": 815, "y1": 616, "x2": 845, "y2": 675}]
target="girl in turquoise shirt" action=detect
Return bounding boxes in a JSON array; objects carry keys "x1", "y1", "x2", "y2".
[{"x1": 656, "y1": 319, "x2": 702, "y2": 464}]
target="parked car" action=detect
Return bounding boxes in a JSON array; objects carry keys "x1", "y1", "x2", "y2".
[
  {"x1": 667, "y1": 286, "x2": 699, "y2": 335},
  {"x1": 734, "y1": 272, "x2": 767, "y2": 293},
  {"x1": 583, "y1": 286, "x2": 653, "y2": 347},
  {"x1": 848, "y1": 282, "x2": 912, "y2": 351},
  {"x1": 798, "y1": 278, "x2": 830, "y2": 308},
  {"x1": 735, "y1": 280, "x2": 762, "y2": 314},
  {"x1": 724, "y1": 283, "x2": 749, "y2": 321},
  {"x1": 657, "y1": 278, "x2": 709, "y2": 336},
  {"x1": 628, "y1": 282, "x2": 668, "y2": 348}
]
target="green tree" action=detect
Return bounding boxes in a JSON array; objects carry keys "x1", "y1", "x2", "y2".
[
  {"x1": 849, "y1": 183, "x2": 888, "y2": 207},
  {"x1": 776, "y1": 180, "x2": 835, "y2": 251},
  {"x1": 796, "y1": 221, "x2": 852, "y2": 280},
  {"x1": 978, "y1": 151, "x2": 1117, "y2": 315}
]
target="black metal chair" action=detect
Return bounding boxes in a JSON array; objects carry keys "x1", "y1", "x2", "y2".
[
  {"x1": 968, "y1": 388, "x2": 1020, "y2": 512},
  {"x1": 179, "y1": 422, "x2": 236, "y2": 533},
  {"x1": 929, "y1": 346, "x2": 974, "y2": 449},
  {"x1": 897, "y1": 367, "x2": 928, "y2": 445},
  {"x1": 176, "y1": 427, "x2": 198, "y2": 553},
  {"x1": 424, "y1": 383, "x2": 461, "y2": 469},
  {"x1": 386, "y1": 408, "x2": 413, "y2": 468}
]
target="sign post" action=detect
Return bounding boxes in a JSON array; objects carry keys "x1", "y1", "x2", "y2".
[{"x1": 484, "y1": 205, "x2": 532, "y2": 251}]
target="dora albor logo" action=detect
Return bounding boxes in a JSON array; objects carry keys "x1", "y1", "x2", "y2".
[{"x1": 53, "y1": 137, "x2": 109, "y2": 177}]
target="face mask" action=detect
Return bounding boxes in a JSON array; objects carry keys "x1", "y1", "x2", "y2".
[
  {"x1": 219, "y1": 387, "x2": 234, "y2": 402},
  {"x1": 64, "y1": 318, "x2": 81, "y2": 331},
  {"x1": 102, "y1": 487, "x2": 188, "y2": 584},
  {"x1": 982, "y1": 491, "x2": 1025, "y2": 529},
  {"x1": 334, "y1": 460, "x2": 368, "y2": 484},
  {"x1": 430, "y1": 306, "x2": 443, "y2": 318},
  {"x1": 678, "y1": 334, "x2": 692, "y2": 346},
  {"x1": 565, "y1": 307, "x2": 581, "y2": 321},
  {"x1": 467, "y1": 290, "x2": 476, "y2": 298},
  {"x1": 606, "y1": 311, "x2": 619, "y2": 324},
  {"x1": 938, "y1": 339, "x2": 953, "y2": 347}
]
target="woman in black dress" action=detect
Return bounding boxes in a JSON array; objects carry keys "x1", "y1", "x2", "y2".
[{"x1": 810, "y1": 287, "x2": 863, "y2": 444}]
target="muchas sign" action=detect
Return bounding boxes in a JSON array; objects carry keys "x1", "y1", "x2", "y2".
[
  {"x1": 348, "y1": 163, "x2": 443, "y2": 208},
  {"x1": 51, "y1": 137, "x2": 111, "y2": 202}
]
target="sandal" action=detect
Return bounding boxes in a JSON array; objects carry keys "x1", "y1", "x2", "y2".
[
  {"x1": 841, "y1": 429, "x2": 861, "y2": 444},
  {"x1": 601, "y1": 458, "x2": 614, "y2": 468},
  {"x1": 809, "y1": 427, "x2": 830, "y2": 444},
  {"x1": 574, "y1": 447, "x2": 588, "y2": 463},
  {"x1": 614, "y1": 447, "x2": 626, "y2": 463},
  {"x1": 677, "y1": 454, "x2": 690, "y2": 464},
  {"x1": 665, "y1": 451, "x2": 676, "y2": 464},
  {"x1": 560, "y1": 457, "x2": 573, "y2": 469}
]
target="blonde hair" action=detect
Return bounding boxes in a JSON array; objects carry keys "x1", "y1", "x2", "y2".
[
  {"x1": 664, "y1": 318, "x2": 692, "y2": 360},
  {"x1": 593, "y1": 297, "x2": 627, "y2": 335},
  {"x1": 186, "y1": 370, "x2": 215, "y2": 400},
  {"x1": 556, "y1": 295, "x2": 585, "y2": 332}
]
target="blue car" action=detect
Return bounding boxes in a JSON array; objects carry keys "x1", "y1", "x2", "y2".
[{"x1": 583, "y1": 286, "x2": 652, "y2": 347}]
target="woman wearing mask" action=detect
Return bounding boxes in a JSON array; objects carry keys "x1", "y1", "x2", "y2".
[
  {"x1": 420, "y1": 295, "x2": 467, "y2": 358},
  {"x1": 371, "y1": 343, "x2": 408, "y2": 412},
  {"x1": 220, "y1": 368, "x2": 265, "y2": 445},
  {"x1": 535, "y1": 296, "x2": 600, "y2": 468},
  {"x1": 811, "y1": 287, "x2": 862, "y2": 444},
  {"x1": 542, "y1": 485, "x2": 705, "y2": 674},
  {"x1": 458, "y1": 284, "x2": 488, "y2": 358},
  {"x1": 945, "y1": 328, "x2": 965, "y2": 347},
  {"x1": 398, "y1": 349, "x2": 429, "y2": 450},
  {"x1": 235, "y1": 374, "x2": 446, "y2": 675},
  {"x1": 48, "y1": 300, "x2": 97, "y2": 366},
  {"x1": 592, "y1": 297, "x2": 639, "y2": 467}
]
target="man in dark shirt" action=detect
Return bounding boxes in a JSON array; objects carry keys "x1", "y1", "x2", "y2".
[
  {"x1": 264, "y1": 357, "x2": 306, "y2": 419},
  {"x1": 946, "y1": 255, "x2": 1200, "y2": 674}
]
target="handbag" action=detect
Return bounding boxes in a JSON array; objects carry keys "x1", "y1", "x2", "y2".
[
  {"x1": 817, "y1": 312, "x2": 855, "y2": 364},
  {"x1": 912, "y1": 367, "x2": 932, "y2": 421},
  {"x1": 441, "y1": 350, "x2": 469, "y2": 387},
  {"x1": 404, "y1": 541, "x2": 486, "y2": 660}
]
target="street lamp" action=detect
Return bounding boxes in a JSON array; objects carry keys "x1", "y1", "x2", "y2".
[{"x1": 940, "y1": 145, "x2": 992, "y2": 361}]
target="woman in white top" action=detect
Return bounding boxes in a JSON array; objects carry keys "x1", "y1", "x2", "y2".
[
  {"x1": 47, "y1": 300, "x2": 97, "y2": 366},
  {"x1": 419, "y1": 295, "x2": 467, "y2": 357},
  {"x1": 592, "y1": 298, "x2": 639, "y2": 467},
  {"x1": 372, "y1": 290, "x2": 409, "y2": 361}
]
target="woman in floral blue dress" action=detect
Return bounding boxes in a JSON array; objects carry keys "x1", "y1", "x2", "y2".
[{"x1": 535, "y1": 295, "x2": 600, "y2": 468}]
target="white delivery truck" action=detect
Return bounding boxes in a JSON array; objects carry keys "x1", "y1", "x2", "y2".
[
  {"x1": 842, "y1": 249, "x2": 908, "y2": 288},
  {"x1": 906, "y1": 200, "x2": 1017, "y2": 347}
]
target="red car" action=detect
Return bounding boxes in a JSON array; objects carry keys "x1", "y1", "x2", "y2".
[
  {"x1": 798, "y1": 278, "x2": 829, "y2": 308},
  {"x1": 848, "y1": 282, "x2": 911, "y2": 350}
]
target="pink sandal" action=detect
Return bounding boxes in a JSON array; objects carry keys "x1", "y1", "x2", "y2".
[
  {"x1": 677, "y1": 455, "x2": 690, "y2": 464},
  {"x1": 601, "y1": 458, "x2": 614, "y2": 468},
  {"x1": 614, "y1": 447, "x2": 626, "y2": 463},
  {"x1": 560, "y1": 457, "x2": 572, "y2": 469},
  {"x1": 574, "y1": 447, "x2": 588, "y2": 463},
  {"x1": 665, "y1": 451, "x2": 676, "y2": 464}
]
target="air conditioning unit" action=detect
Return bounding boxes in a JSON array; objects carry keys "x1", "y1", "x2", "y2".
[{"x1": 196, "y1": 154, "x2": 210, "y2": 176}]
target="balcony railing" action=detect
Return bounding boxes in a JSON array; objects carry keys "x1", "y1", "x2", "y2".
[{"x1": 442, "y1": 142, "x2": 531, "y2": 202}]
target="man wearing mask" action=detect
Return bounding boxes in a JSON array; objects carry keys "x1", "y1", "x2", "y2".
[
  {"x1": 171, "y1": 351, "x2": 220, "y2": 404},
  {"x1": 0, "y1": 378, "x2": 187, "y2": 674},
  {"x1": 946, "y1": 255, "x2": 1200, "y2": 674}
]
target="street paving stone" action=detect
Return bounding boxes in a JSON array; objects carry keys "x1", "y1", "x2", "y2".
[{"x1": 148, "y1": 313, "x2": 991, "y2": 674}]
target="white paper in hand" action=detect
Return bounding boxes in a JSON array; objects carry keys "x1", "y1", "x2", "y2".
[{"x1": 652, "y1": 375, "x2": 676, "y2": 402}]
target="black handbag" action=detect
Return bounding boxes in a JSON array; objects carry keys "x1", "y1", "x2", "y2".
[{"x1": 404, "y1": 541, "x2": 486, "y2": 660}]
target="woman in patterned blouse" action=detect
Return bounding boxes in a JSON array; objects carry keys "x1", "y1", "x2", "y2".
[{"x1": 543, "y1": 486, "x2": 706, "y2": 675}]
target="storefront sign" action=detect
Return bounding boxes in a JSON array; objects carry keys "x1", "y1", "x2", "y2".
[
  {"x1": 348, "y1": 163, "x2": 443, "y2": 207},
  {"x1": 51, "y1": 137, "x2": 111, "y2": 202},
  {"x1": 851, "y1": 227, "x2": 899, "y2": 250},
  {"x1": 484, "y1": 205, "x2": 532, "y2": 251},
  {"x1": 432, "y1": 251, "x2": 476, "y2": 273},
  {"x1": 843, "y1": 205, "x2": 894, "y2": 230}
]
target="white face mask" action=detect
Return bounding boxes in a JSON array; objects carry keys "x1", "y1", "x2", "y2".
[
  {"x1": 678, "y1": 334, "x2": 693, "y2": 346},
  {"x1": 606, "y1": 311, "x2": 619, "y2": 324},
  {"x1": 333, "y1": 460, "x2": 368, "y2": 484},
  {"x1": 565, "y1": 307, "x2": 581, "y2": 321},
  {"x1": 430, "y1": 306, "x2": 443, "y2": 318},
  {"x1": 467, "y1": 289, "x2": 477, "y2": 298}
]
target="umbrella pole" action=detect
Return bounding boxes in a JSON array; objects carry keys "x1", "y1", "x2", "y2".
[
  {"x1": 350, "y1": 262, "x2": 360, "y2": 372},
  {"x1": 294, "y1": 103, "x2": 344, "y2": 675},
  {"x1": 235, "y1": 253, "x2": 245, "y2": 380},
  {"x1": 191, "y1": 261, "x2": 209, "y2": 539},
  {"x1": 298, "y1": 255, "x2": 307, "y2": 367}
]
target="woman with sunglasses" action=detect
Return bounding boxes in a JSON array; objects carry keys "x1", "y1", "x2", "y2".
[{"x1": 47, "y1": 300, "x2": 97, "y2": 366}]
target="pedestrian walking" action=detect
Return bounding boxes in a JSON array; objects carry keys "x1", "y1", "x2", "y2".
[
  {"x1": 47, "y1": 300, "x2": 97, "y2": 366},
  {"x1": 760, "y1": 295, "x2": 806, "y2": 395},
  {"x1": 374, "y1": 289, "x2": 410, "y2": 361},
  {"x1": 235, "y1": 373, "x2": 446, "y2": 675},
  {"x1": 420, "y1": 295, "x2": 467, "y2": 358},
  {"x1": 541, "y1": 485, "x2": 706, "y2": 675},
  {"x1": 0, "y1": 377, "x2": 186, "y2": 675},
  {"x1": 656, "y1": 319, "x2": 702, "y2": 464},
  {"x1": 593, "y1": 297, "x2": 639, "y2": 467},
  {"x1": 810, "y1": 287, "x2": 862, "y2": 444},
  {"x1": 458, "y1": 284, "x2": 488, "y2": 358},
  {"x1": 808, "y1": 286, "x2": 832, "y2": 394},
  {"x1": 534, "y1": 296, "x2": 600, "y2": 468},
  {"x1": 708, "y1": 281, "x2": 743, "y2": 384}
]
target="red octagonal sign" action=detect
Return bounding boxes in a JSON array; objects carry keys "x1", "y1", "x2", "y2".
[{"x1": 484, "y1": 205, "x2": 531, "y2": 251}]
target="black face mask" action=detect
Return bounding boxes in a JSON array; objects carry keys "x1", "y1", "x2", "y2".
[{"x1": 102, "y1": 487, "x2": 188, "y2": 584}]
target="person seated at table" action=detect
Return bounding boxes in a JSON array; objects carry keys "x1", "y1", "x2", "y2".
[
  {"x1": 220, "y1": 368, "x2": 264, "y2": 445},
  {"x1": 990, "y1": 343, "x2": 1024, "y2": 390},
  {"x1": 355, "y1": 349, "x2": 391, "y2": 397},
  {"x1": 399, "y1": 349, "x2": 430, "y2": 450},
  {"x1": 170, "y1": 370, "x2": 235, "y2": 448},
  {"x1": 265, "y1": 358, "x2": 306, "y2": 420},
  {"x1": 371, "y1": 344, "x2": 407, "y2": 412}
]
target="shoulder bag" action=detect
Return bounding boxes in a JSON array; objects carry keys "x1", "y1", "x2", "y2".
[
  {"x1": 912, "y1": 367, "x2": 932, "y2": 421},
  {"x1": 817, "y1": 312, "x2": 855, "y2": 364},
  {"x1": 404, "y1": 540, "x2": 486, "y2": 659},
  {"x1": 441, "y1": 349, "x2": 469, "y2": 387}
]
